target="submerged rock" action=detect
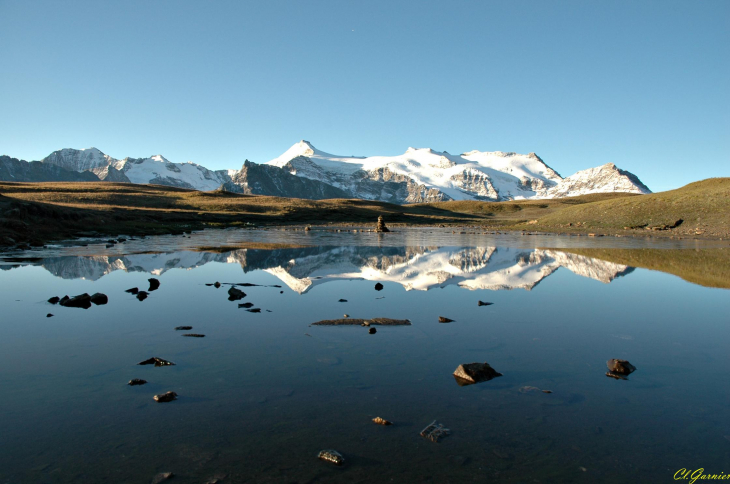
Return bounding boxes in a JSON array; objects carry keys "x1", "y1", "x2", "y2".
[
  {"x1": 125, "y1": 287, "x2": 139, "y2": 294},
  {"x1": 369, "y1": 327, "x2": 377, "y2": 334},
  {"x1": 453, "y1": 362, "x2": 503, "y2": 386},
  {"x1": 48, "y1": 296, "x2": 60, "y2": 305},
  {"x1": 153, "y1": 391, "x2": 178, "y2": 403},
  {"x1": 312, "y1": 318, "x2": 411, "y2": 326},
  {"x1": 438, "y1": 316, "x2": 454, "y2": 323},
  {"x1": 374, "y1": 283, "x2": 384, "y2": 291},
  {"x1": 175, "y1": 326, "x2": 193, "y2": 331},
  {"x1": 148, "y1": 278, "x2": 160, "y2": 292},
  {"x1": 182, "y1": 333, "x2": 205, "y2": 338},
  {"x1": 228, "y1": 287, "x2": 246, "y2": 301},
  {"x1": 59, "y1": 293, "x2": 92, "y2": 309},
  {"x1": 606, "y1": 359, "x2": 637, "y2": 380},
  {"x1": 46, "y1": 313, "x2": 54, "y2": 318},
  {"x1": 138, "y1": 357, "x2": 175, "y2": 367},
  {"x1": 246, "y1": 308, "x2": 261, "y2": 313},
  {"x1": 238, "y1": 302, "x2": 254, "y2": 308},
  {"x1": 136, "y1": 291, "x2": 149, "y2": 301},
  {"x1": 478, "y1": 301, "x2": 494, "y2": 306},
  {"x1": 338, "y1": 299, "x2": 348, "y2": 302},
  {"x1": 373, "y1": 417, "x2": 392, "y2": 426},
  {"x1": 151, "y1": 472, "x2": 174, "y2": 484},
  {"x1": 317, "y1": 449, "x2": 344, "y2": 466},
  {"x1": 420, "y1": 420, "x2": 451, "y2": 443},
  {"x1": 128, "y1": 378, "x2": 147, "y2": 386},
  {"x1": 90, "y1": 293, "x2": 108, "y2": 305}
]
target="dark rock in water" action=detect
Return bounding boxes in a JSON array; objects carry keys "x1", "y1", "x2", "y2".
[
  {"x1": 338, "y1": 299, "x2": 348, "y2": 302},
  {"x1": 317, "y1": 449, "x2": 344, "y2": 466},
  {"x1": 312, "y1": 318, "x2": 411, "y2": 326},
  {"x1": 125, "y1": 287, "x2": 139, "y2": 294},
  {"x1": 246, "y1": 308, "x2": 261, "y2": 313},
  {"x1": 59, "y1": 293, "x2": 92, "y2": 309},
  {"x1": 136, "y1": 291, "x2": 148, "y2": 301},
  {"x1": 369, "y1": 327, "x2": 377, "y2": 334},
  {"x1": 148, "y1": 278, "x2": 160, "y2": 292},
  {"x1": 375, "y1": 215, "x2": 390, "y2": 233},
  {"x1": 438, "y1": 316, "x2": 454, "y2": 323},
  {"x1": 420, "y1": 420, "x2": 450, "y2": 443},
  {"x1": 374, "y1": 283, "x2": 384, "y2": 291},
  {"x1": 48, "y1": 296, "x2": 60, "y2": 305},
  {"x1": 228, "y1": 287, "x2": 246, "y2": 301},
  {"x1": 280, "y1": 290, "x2": 284, "y2": 294},
  {"x1": 175, "y1": 326, "x2": 193, "y2": 331},
  {"x1": 128, "y1": 378, "x2": 147, "y2": 386},
  {"x1": 238, "y1": 302, "x2": 254, "y2": 308},
  {"x1": 606, "y1": 359, "x2": 637, "y2": 380},
  {"x1": 453, "y1": 362, "x2": 503, "y2": 386},
  {"x1": 138, "y1": 357, "x2": 175, "y2": 367},
  {"x1": 182, "y1": 333, "x2": 205, "y2": 338},
  {"x1": 205, "y1": 282, "x2": 222, "y2": 288},
  {"x1": 151, "y1": 472, "x2": 174, "y2": 484},
  {"x1": 478, "y1": 301, "x2": 494, "y2": 306},
  {"x1": 89, "y1": 293, "x2": 108, "y2": 305},
  {"x1": 153, "y1": 391, "x2": 178, "y2": 402},
  {"x1": 372, "y1": 417, "x2": 392, "y2": 425},
  {"x1": 46, "y1": 313, "x2": 54, "y2": 318}
]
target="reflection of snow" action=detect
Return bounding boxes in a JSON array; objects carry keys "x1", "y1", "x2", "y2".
[{"x1": 34, "y1": 246, "x2": 633, "y2": 292}]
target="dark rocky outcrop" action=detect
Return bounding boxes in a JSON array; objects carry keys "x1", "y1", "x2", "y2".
[
  {"x1": 228, "y1": 287, "x2": 246, "y2": 301},
  {"x1": 453, "y1": 362, "x2": 503, "y2": 386},
  {"x1": 59, "y1": 293, "x2": 92, "y2": 309},
  {"x1": 48, "y1": 296, "x2": 60, "y2": 304},
  {"x1": 477, "y1": 301, "x2": 493, "y2": 306},
  {"x1": 46, "y1": 313, "x2": 53, "y2": 318},
  {"x1": 127, "y1": 378, "x2": 147, "y2": 386},
  {"x1": 374, "y1": 283, "x2": 384, "y2": 291},
  {"x1": 238, "y1": 302, "x2": 254, "y2": 308},
  {"x1": 606, "y1": 359, "x2": 636, "y2": 379},
  {"x1": 148, "y1": 278, "x2": 160, "y2": 291},
  {"x1": 0, "y1": 155, "x2": 100, "y2": 182},
  {"x1": 369, "y1": 327, "x2": 377, "y2": 334},
  {"x1": 125, "y1": 287, "x2": 139, "y2": 294},
  {"x1": 89, "y1": 293, "x2": 108, "y2": 305},
  {"x1": 372, "y1": 417, "x2": 392, "y2": 425},
  {"x1": 136, "y1": 291, "x2": 148, "y2": 301}
]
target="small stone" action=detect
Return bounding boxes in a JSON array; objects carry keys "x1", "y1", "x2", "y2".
[
  {"x1": 46, "y1": 313, "x2": 54, "y2": 318},
  {"x1": 128, "y1": 379, "x2": 147, "y2": 386},
  {"x1": 338, "y1": 299, "x2": 348, "y2": 302},
  {"x1": 136, "y1": 291, "x2": 148, "y2": 301},
  {"x1": 138, "y1": 357, "x2": 175, "y2": 367},
  {"x1": 453, "y1": 362, "x2": 503, "y2": 386},
  {"x1": 372, "y1": 417, "x2": 392, "y2": 425},
  {"x1": 374, "y1": 283, "x2": 384, "y2": 291},
  {"x1": 238, "y1": 302, "x2": 254, "y2": 308},
  {"x1": 125, "y1": 287, "x2": 139, "y2": 294},
  {"x1": 542, "y1": 390, "x2": 553, "y2": 394},
  {"x1": 59, "y1": 293, "x2": 92, "y2": 309},
  {"x1": 182, "y1": 334, "x2": 205, "y2": 338},
  {"x1": 369, "y1": 327, "x2": 377, "y2": 334},
  {"x1": 148, "y1": 278, "x2": 160, "y2": 292},
  {"x1": 246, "y1": 308, "x2": 261, "y2": 313},
  {"x1": 477, "y1": 301, "x2": 493, "y2": 306},
  {"x1": 89, "y1": 293, "x2": 108, "y2": 305},
  {"x1": 175, "y1": 326, "x2": 193, "y2": 331},
  {"x1": 317, "y1": 449, "x2": 344, "y2": 466},
  {"x1": 153, "y1": 391, "x2": 178, "y2": 403},
  {"x1": 343, "y1": 314, "x2": 349, "y2": 318},
  {"x1": 214, "y1": 282, "x2": 221, "y2": 288},
  {"x1": 228, "y1": 287, "x2": 246, "y2": 301},
  {"x1": 48, "y1": 296, "x2": 60, "y2": 304},
  {"x1": 438, "y1": 316, "x2": 454, "y2": 323},
  {"x1": 606, "y1": 359, "x2": 636, "y2": 375},
  {"x1": 375, "y1": 215, "x2": 390, "y2": 233}
]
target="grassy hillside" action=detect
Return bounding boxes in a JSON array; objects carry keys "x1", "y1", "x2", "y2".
[
  {"x1": 521, "y1": 178, "x2": 730, "y2": 238},
  {"x1": 552, "y1": 248, "x2": 730, "y2": 289}
]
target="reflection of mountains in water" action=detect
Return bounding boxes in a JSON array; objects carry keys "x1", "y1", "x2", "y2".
[{"x1": 23, "y1": 246, "x2": 634, "y2": 292}]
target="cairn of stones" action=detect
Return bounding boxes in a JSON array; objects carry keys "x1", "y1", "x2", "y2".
[{"x1": 376, "y1": 215, "x2": 390, "y2": 233}]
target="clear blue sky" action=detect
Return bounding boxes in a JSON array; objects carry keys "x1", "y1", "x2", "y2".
[{"x1": 1, "y1": 0, "x2": 727, "y2": 192}]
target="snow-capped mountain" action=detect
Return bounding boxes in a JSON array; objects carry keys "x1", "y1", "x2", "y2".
[
  {"x1": 2, "y1": 143, "x2": 651, "y2": 202},
  {"x1": 266, "y1": 141, "x2": 650, "y2": 202},
  {"x1": 42, "y1": 148, "x2": 233, "y2": 191}
]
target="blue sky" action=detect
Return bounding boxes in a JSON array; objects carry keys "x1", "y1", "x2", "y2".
[{"x1": 0, "y1": 0, "x2": 727, "y2": 192}]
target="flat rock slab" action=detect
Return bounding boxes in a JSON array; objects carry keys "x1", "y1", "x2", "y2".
[{"x1": 312, "y1": 318, "x2": 411, "y2": 326}]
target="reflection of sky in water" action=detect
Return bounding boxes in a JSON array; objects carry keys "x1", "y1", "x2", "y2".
[{"x1": 0, "y1": 231, "x2": 728, "y2": 483}]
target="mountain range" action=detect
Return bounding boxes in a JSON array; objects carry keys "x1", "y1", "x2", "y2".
[{"x1": 0, "y1": 142, "x2": 651, "y2": 203}]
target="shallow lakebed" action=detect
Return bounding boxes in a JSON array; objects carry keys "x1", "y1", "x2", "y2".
[{"x1": 0, "y1": 228, "x2": 728, "y2": 483}]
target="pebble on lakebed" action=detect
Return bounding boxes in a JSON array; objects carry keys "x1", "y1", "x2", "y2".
[{"x1": 318, "y1": 449, "x2": 344, "y2": 466}]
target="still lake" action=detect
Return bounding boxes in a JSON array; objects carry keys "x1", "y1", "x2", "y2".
[{"x1": 1, "y1": 228, "x2": 728, "y2": 483}]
